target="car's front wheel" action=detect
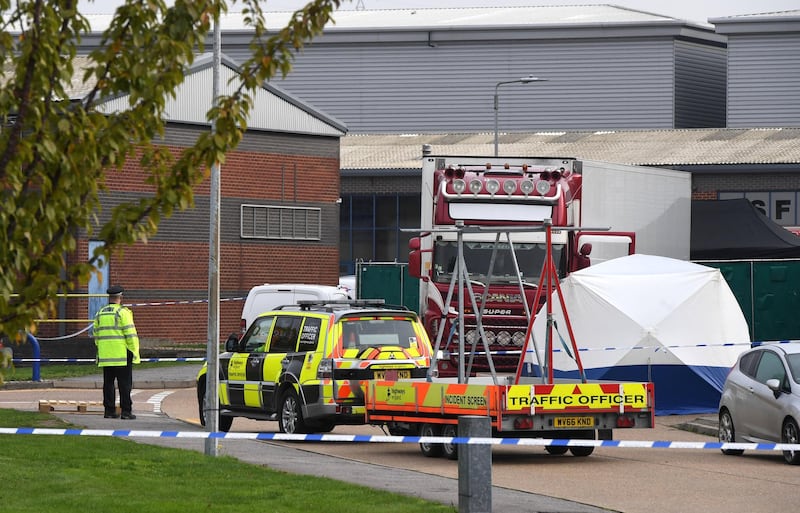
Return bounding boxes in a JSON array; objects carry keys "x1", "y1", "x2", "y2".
[
  {"x1": 719, "y1": 409, "x2": 744, "y2": 456},
  {"x1": 279, "y1": 388, "x2": 307, "y2": 434},
  {"x1": 782, "y1": 418, "x2": 800, "y2": 465},
  {"x1": 196, "y1": 379, "x2": 233, "y2": 432},
  {"x1": 196, "y1": 380, "x2": 206, "y2": 426}
]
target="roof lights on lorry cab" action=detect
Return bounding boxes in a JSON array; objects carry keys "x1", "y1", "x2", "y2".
[
  {"x1": 469, "y1": 179, "x2": 482, "y2": 194},
  {"x1": 444, "y1": 166, "x2": 567, "y2": 200},
  {"x1": 519, "y1": 180, "x2": 534, "y2": 196},
  {"x1": 448, "y1": 176, "x2": 558, "y2": 200}
]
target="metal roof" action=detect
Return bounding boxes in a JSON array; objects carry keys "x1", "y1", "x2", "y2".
[
  {"x1": 84, "y1": 5, "x2": 710, "y2": 32},
  {"x1": 340, "y1": 129, "x2": 800, "y2": 170},
  {"x1": 710, "y1": 9, "x2": 800, "y2": 33},
  {"x1": 711, "y1": 9, "x2": 800, "y2": 22},
  {"x1": 223, "y1": 5, "x2": 680, "y2": 30}
]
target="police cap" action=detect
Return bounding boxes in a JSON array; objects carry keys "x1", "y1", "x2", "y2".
[{"x1": 107, "y1": 285, "x2": 125, "y2": 296}]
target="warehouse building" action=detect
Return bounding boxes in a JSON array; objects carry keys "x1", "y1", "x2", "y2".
[
  {"x1": 76, "y1": 6, "x2": 800, "y2": 319},
  {"x1": 51, "y1": 54, "x2": 346, "y2": 345}
]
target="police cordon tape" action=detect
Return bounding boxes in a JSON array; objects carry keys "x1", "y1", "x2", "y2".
[
  {"x1": 0, "y1": 427, "x2": 799, "y2": 452},
  {"x1": 13, "y1": 357, "x2": 206, "y2": 363},
  {"x1": 30, "y1": 297, "x2": 245, "y2": 341},
  {"x1": 14, "y1": 339, "x2": 800, "y2": 363},
  {"x1": 445, "y1": 339, "x2": 800, "y2": 358}
]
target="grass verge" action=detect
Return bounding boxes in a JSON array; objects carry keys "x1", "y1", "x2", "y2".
[
  {"x1": 0, "y1": 409, "x2": 456, "y2": 513},
  {"x1": 5, "y1": 361, "x2": 197, "y2": 381}
]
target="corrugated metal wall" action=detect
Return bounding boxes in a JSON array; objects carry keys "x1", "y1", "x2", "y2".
[
  {"x1": 726, "y1": 34, "x2": 800, "y2": 128},
  {"x1": 226, "y1": 37, "x2": 689, "y2": 133},
  {"x1": 674, "y1": 40, "x2": 727, "y2": 128}
]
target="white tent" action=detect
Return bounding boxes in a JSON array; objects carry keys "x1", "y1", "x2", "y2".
[{"x1": 522, "y1": 254, "x2": 751, "y2": 414}]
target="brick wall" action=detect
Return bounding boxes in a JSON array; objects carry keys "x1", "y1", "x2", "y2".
[{"x1": 57, "y1": 127, "x2": 342, "y2": 346}]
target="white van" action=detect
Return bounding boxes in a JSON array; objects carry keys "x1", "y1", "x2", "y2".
[{"x1": 239, "y1": 283, "x2": 350, "y2": 335}]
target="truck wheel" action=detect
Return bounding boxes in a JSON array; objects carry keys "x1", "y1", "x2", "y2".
[
  {"x1": 279, "y1": 389, "x2": 307, "y2": 434},
  {"x1": 419, "y1": 423, "x2": 443, "y2": 458},
  {"x1": 545, "y1": 445, "x2": 569, "y2": 455},
  {"x1": 569, "y1": 446, "x2": 594, "y2": 457},
  {"x1": 441, "y1": 424, "x2": 458, "y2": 460}
]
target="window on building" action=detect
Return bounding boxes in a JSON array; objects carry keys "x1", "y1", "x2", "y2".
[
  {"x1": 339, "y1": 194, "x2": 421, "y2": 274},
  {"x1": 241, "y1": 204, "x2": 321, "y2": 240}
]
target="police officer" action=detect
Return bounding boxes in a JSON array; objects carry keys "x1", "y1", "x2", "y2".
[{"x1": 93, "y1": 285, "x2": 140, "y2": 419}]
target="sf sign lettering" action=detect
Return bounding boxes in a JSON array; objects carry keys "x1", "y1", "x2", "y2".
[{"x1": 718, "y1": 192, "x2": 798, "y2": 226}]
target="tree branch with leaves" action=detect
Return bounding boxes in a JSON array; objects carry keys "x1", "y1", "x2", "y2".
[{"x1": 0, "y1": 0, "x2": 344, "y2": 338}]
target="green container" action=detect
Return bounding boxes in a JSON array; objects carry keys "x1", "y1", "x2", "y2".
[
  {"x1": 356, "y1": 262, "x2": 420, "y2": 313},
  {"x1": 702, "y1": 259, "x2": 800, "y2": 342}
]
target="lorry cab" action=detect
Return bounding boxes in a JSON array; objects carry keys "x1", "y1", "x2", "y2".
[{"x1": 197, "y1": 299, "x2": 433, "y2": 434}]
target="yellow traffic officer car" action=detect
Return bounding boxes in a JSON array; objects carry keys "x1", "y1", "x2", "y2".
[{"x1": 197, "y1": 299, "x2": 433, "y2": 433}]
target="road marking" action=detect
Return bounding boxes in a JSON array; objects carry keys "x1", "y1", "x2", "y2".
[{"x1": 147, "y1": 390, "x2": 174, "y2": 413}]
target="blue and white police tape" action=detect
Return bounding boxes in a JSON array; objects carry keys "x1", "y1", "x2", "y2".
[
  {"x1": 122, "y1": 297, "x2": 245, "y2": 308},
  {"x1": 12, "y1": 357, "x2": 206, "y2": 363},
  {"x1": 446, "y1": 339, "x2": 800, "y2": 358},
  {"x1": 0, "y1": 427, "x2": 799, "y2": 452}
]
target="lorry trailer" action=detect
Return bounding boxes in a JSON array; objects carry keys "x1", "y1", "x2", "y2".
[{"x1": 365, "y1": 378, "x2": 655, "y2": 459}]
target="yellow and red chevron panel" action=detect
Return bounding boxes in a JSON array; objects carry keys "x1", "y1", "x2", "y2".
[
  {"x1": 368, "y1": 381, "x2": 502, "y2": 416},
  {"x1": 505, "y1": 382, "x2": 653, "y2": 413}
]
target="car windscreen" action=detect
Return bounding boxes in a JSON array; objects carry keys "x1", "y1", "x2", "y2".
[
  {"x1": 340, "y1": 317, "x2": 419, "y2": 349},
  {"x1": 431, "y1": 240, "x2": 565, "y2": 284},
  {"x1": 787, "y1": 353, "x2": 800, "y2": 384}
]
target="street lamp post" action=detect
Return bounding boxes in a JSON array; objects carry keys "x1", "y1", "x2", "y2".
[{"x1": 493, "y1": 75, "x2": 547, "y2": 156}]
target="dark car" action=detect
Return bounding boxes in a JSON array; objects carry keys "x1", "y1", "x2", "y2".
[{"x1": 718, "y1": 343, "x2": 800, "y2": 464}]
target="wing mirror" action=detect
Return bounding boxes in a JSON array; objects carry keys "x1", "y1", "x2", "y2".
[
  {"x1": 766, "y1": 377, "x2": 785, "y2": 398},
  {"x1": 225, "y1": 333, "x2": 240, "y2": 352}
]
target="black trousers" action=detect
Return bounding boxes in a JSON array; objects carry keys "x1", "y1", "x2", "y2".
[{"x1": 102, "y1": 352, "x2": 134, "y2": 414}]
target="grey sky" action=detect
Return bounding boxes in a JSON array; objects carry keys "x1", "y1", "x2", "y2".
[{"x1": 82, "y1": 1, "x2": 799, "y2": 24}]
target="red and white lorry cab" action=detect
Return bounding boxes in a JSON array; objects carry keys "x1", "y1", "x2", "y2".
[{"x1": 408, "y1": 146, "x2": 691, "y2": 377}]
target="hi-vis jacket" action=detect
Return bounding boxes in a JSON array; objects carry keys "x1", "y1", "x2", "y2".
[{"x1": 93, "y1": 304, "x2": 141, "y2": 367}]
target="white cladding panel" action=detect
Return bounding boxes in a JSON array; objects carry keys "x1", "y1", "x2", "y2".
[
  {"x1": 97, "y1": 62, "x2": 345, "y2": 136},
  {"x1": 579, "y1": 160, "x2": 692, "y2": 260}
]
